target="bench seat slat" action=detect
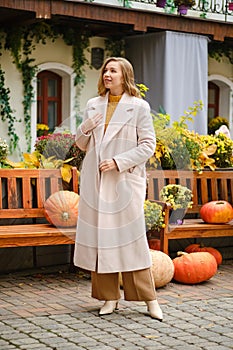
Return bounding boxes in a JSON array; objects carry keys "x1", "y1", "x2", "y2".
[
  {"x1": 0, "y1": 209, "x2": 45, "y2": 218},
  {"x1": 0, "y1": 224, "x2": 76, "y2": 247}
]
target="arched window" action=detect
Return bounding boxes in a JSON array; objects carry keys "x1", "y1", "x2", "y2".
[
  {"x1": 208, "y1": 82, "x2": 219, "y2": 121},
  {"x1": 37, "y1": 70, "x2": 62, "y2": 131}
]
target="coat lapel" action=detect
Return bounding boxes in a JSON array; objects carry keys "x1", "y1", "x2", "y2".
[
  {"x1": 102, "y1": 93, "x2": 135, "y2": 143},
  {"x1": 89, "y1": 95, "x2": 108, "y2": 145}
]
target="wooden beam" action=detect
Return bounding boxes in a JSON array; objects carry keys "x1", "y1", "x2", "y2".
[{"x1": 1, "y1": 0, "x2": 232, "y2": 40}]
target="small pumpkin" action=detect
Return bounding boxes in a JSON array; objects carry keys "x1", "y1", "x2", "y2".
[
  {"x1": 44, "y1": 190, "x2": 79, "y2": 227},
  {"x1": 173, "y1": 251, "x2": 217, "y2": 284},
  {"x1": 185, "y1": 243, "x2": 222, "y2": 266},
  {"x1": 200, "y1": 200, "x2": 233, "y2": 224}
]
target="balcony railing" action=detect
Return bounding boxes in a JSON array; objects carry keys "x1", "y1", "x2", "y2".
[{"x1": 82, "y1": 0, "x2": 233, "y2": 23}]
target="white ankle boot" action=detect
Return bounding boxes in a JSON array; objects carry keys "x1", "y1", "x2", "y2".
[
  {"x1": 99, "y1": 300, "x2": 119, "y2": 316},
  {"x1": 146, "y1": 300, "x2": 163, "y2": 321}
]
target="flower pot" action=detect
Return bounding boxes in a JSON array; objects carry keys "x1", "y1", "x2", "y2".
[
  {"x1": 229, "y1": 2, "x2": 233, "y2": 10},
  {"x1": 169, "y1": 208, "x2": 186, "y2": 225},
  {"x1": 178, "y1": 4, "x2": 188, "y2": 14},
  {"x1": 157, "y1": 0, "x2": 166, "y2": 8}
]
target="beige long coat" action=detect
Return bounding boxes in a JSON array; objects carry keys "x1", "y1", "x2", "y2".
[{"x1": 73, "y1": 92, "x2": 156, "y2": 273}]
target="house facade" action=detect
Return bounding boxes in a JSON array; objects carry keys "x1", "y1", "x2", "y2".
[
  {"x1": 0, "y1": 0, "x2": 232, "y2": 158},
  {"x1": 0, "y1": 0, "x2": 232, "y2": 271}
]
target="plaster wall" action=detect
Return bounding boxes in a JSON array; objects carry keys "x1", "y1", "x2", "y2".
[
  {"x1": 208, "y1": 57, "x2": 233, "y2": 79},
  {"x1": 0, "y1": 36, "x2": 104, "y2": 160}
]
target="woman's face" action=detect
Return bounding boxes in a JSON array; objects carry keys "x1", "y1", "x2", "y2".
[{"x1": 103, "y1": 60, "x2": 124, "y2": 96}]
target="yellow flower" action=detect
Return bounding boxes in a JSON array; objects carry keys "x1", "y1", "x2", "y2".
[{"x1": 37, "y1": 123, "x2": 49, "y2": 131}]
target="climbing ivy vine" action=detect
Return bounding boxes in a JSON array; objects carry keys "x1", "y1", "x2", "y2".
[
  {"x1": 1, "y1": 20, "x2": 91, "y2": 152},
  {"x1": 0, "y1": 66, "x2": 20, "y2": 153},
  {"x1": 0, "y1": 36, "x2": 20, "y2": 152}
]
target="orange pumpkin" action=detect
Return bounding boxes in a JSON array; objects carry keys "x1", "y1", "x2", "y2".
[
  {"x1": 173, "y1": 251, "x2": 217, "y2": 284},
  {"x1": 44, "y1": 190, "x2": 79, "y2": 227},
  {"x1": 185, "y1": 243, "x2": 222, "y2": 266},
  {"x1": 200, "y1": 200, "x2": 233, "y2": 224}
]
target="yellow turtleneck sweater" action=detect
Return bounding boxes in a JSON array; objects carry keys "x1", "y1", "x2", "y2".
[{"x1": 104, "y1": 94, "x2": 122, "y2": 132}]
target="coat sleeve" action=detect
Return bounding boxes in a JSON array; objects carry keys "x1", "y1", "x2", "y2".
[
  {"x1": 75, "y1": 100, "x2": 93, "y2": 151},
  {"x1": 113, "y1": 101, "x2": 156, "y2": 173}
]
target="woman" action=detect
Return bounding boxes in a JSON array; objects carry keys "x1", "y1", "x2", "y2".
[{"x1": 73, "y1": 57, "x2": 163, "y2": 321}]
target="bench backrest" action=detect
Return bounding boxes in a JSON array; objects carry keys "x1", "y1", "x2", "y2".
[
  {"x1": 147, "y1": 169, "x2": 233, "y2": 213},
  {"x1": 0, "y1": 168, "x2": 78, "y2": 219}
]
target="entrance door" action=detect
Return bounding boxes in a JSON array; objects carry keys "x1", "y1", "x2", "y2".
[{"x1": 37, "y1": 70, "x2": 62, "y2": 131}]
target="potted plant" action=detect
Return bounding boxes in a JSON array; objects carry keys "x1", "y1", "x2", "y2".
[
  {"x1": 159, "y1": 184, "x2": 193, "y2": 224},
  {"x1": 174, "y1": 0, "x2": 195, "y2": 14},
  {"x1": 144, "y1": 200, "x2": 165, "y2": 233}
]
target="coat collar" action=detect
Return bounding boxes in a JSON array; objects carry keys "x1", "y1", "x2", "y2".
[{"x1": 92, "y1": 92, "x2": 135, "y2": 144}]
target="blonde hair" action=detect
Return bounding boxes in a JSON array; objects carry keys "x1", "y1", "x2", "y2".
[{"x1": 97, "y1": 57, "x2": 141, "y2": 98}]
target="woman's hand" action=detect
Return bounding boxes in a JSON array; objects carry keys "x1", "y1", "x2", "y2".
[
  {"x1": 99, "y1": 159, "x2": 118, "y2": 172},
  {"x1": 82, "y1": 113, "x2": 103, "y2": 134}
]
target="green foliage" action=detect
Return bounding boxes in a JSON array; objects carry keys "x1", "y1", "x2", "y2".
[
  {"x1": 2, "y1": 20, "x2": 91, "y2": 152},
  {"x1": 148, "y1": 100, "x2": 233, "y2": 171},
  {"x1": 118, "y1": 0, "x2": 132, "y2": 7},
  {"x1": 209, "y1": 41, "x2": 233, "y2": 65},
  {"x1": 149, "y1": 100, "x2": 205, "y2": 171},
  {"x1": 34, "y1": 133, "x2": 85, "y2": 170},
  {"x1": 0, "y1": 66, "x2": 20, "y2": 153},
  {"x1": 105, "y1": 38, "x2": 125, "y2": 57}
]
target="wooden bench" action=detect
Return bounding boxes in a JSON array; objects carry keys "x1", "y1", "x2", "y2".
[
  {"x1": 147, "y1": 169, "x2": 233, "y2": 255},
  {"x1": 0, "y1": 168, "x2": 78, "y2": 249}
]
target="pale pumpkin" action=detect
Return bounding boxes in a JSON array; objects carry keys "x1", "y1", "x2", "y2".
[
  {"x1": 173, "y1": 251, "x2": 217, "y2": 284},
  {"x1": 150, "y1": 250, "x2": 175, "y2": 288},
  {"x1": 119, "y1": 249, "x2": 174, "y2": 288},
  {"x1": 44, "y1": 190, "x2": 79, "y2": 227}
]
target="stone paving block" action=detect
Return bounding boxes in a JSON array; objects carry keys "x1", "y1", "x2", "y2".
[{"x1": 0, "y1": 264, "x2": 232, "y2": 350}]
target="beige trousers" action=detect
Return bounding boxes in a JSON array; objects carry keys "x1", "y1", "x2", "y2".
[{"x1": 91, "y1": 268, "x2": 156, "y2": 301}]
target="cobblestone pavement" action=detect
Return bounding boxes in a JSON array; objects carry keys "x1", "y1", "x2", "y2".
[{"x1": 0, "y1": 263, "x2": 232, "y2": 350}]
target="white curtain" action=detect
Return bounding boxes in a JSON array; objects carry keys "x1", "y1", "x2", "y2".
[{"x1": 125, "y1": 31, "x2": 208, "y2": 134}]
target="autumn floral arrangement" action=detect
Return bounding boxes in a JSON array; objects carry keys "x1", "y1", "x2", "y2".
[
  {"x1": 159, "y1": 184, "x2": 193, "y2": 210},
  {"x1": 34, "y1": 132, "x2": 85, "y2": 170},
  {"x1": 144, "y1": 200, "x2": 165, "y2": 232},
  {"x1": 147, "y1": 101, "x2": 233, "y2": 172},
  {"x1": 4, "y1": 132, "x2": 85, "y2": 183}
]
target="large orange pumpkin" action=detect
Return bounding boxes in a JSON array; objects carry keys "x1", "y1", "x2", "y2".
[
  {"x1": 44, "y1": 190, "x2": 79, "y2": 227},
  {"x1": 185, "y1": 243, "x2": 222, "y2": 266},
  {"x1": 200, "y1": 200, "x2": 233, "y2": 224},
  {"x1": 173, "y1": 251, "x2": 217, "y2": 284}
]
